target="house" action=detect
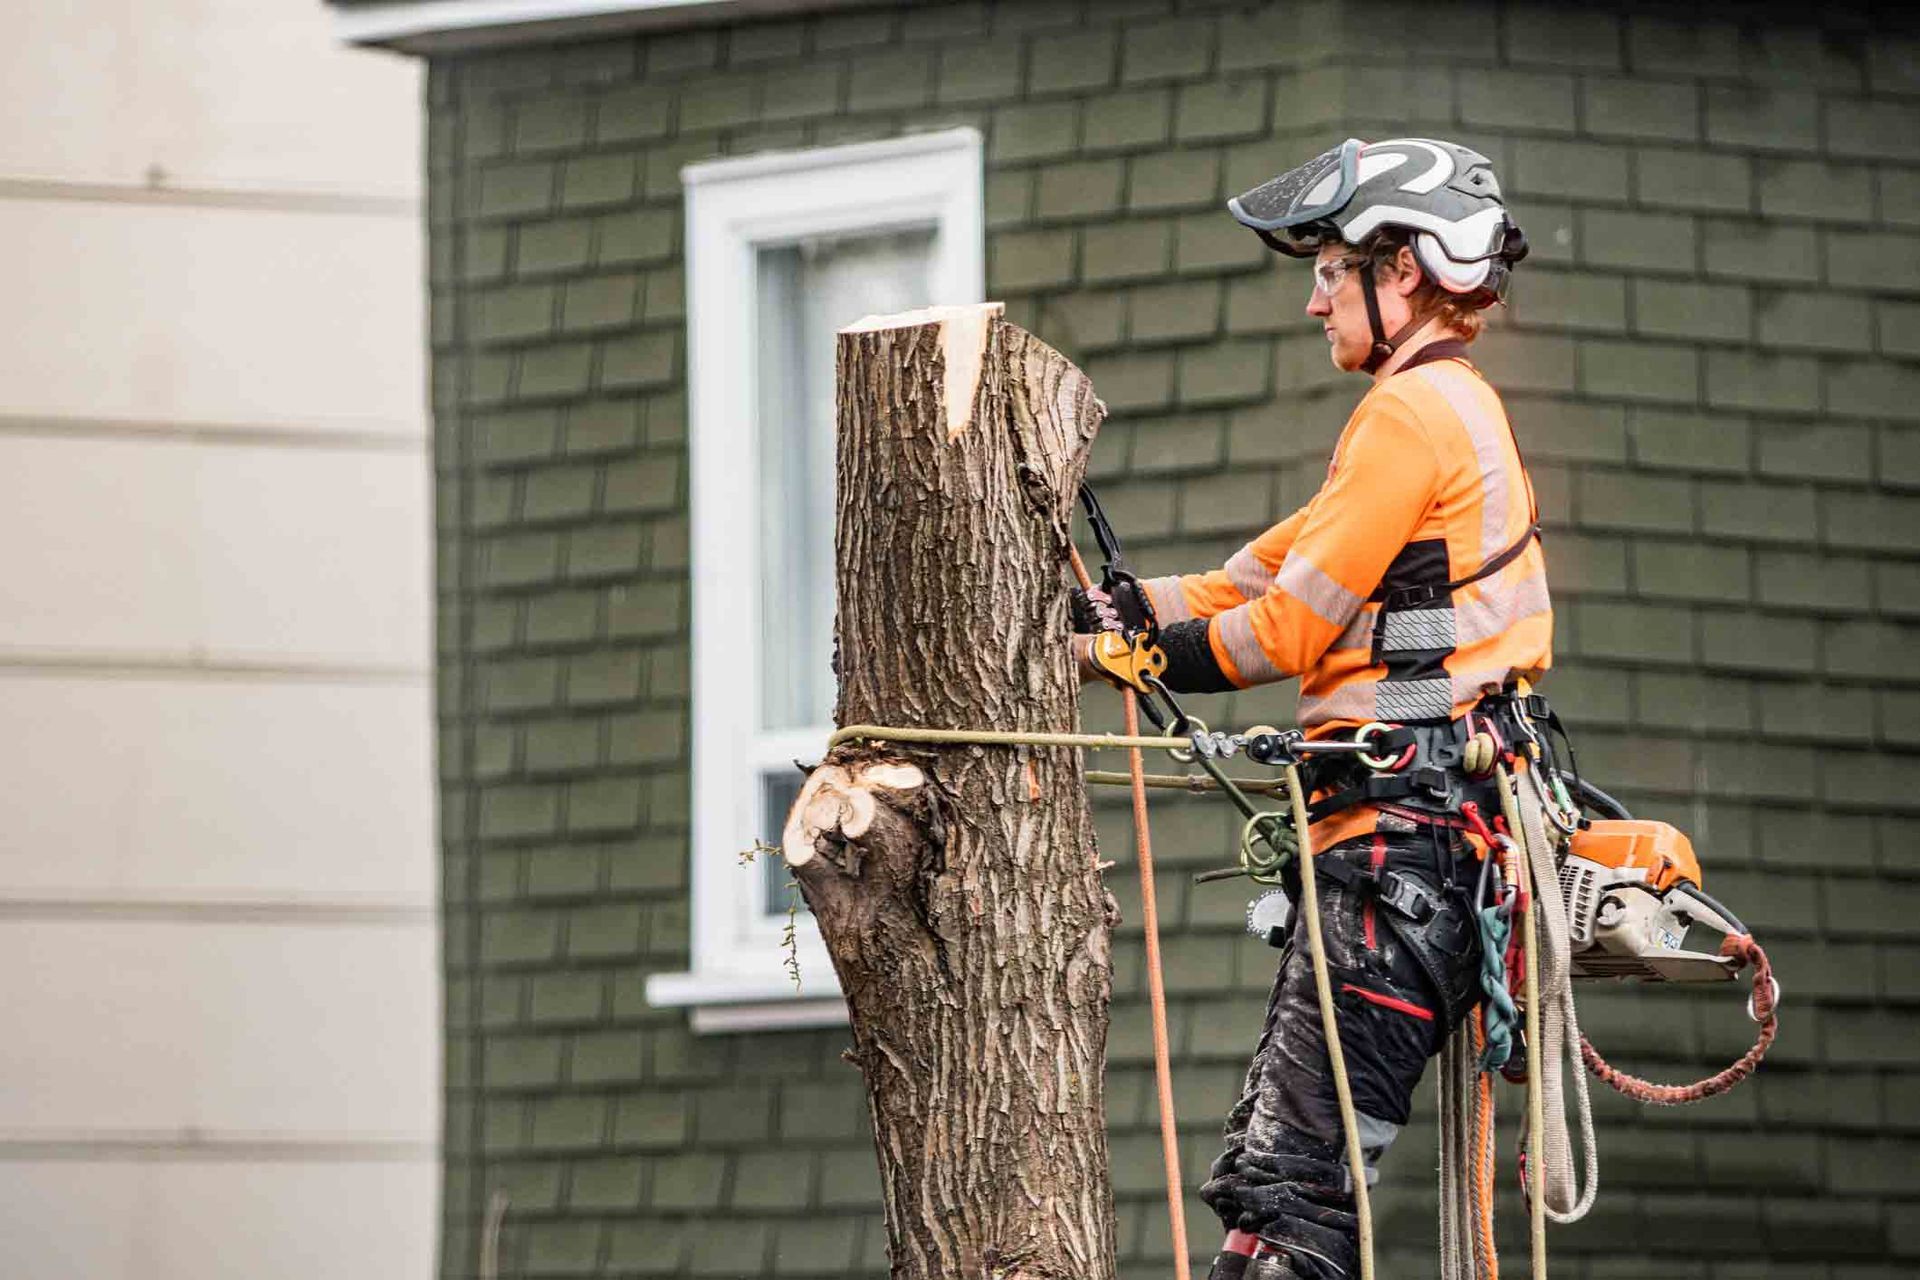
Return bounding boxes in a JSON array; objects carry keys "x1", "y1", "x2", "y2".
[
  {"x1": 330, "y1": 2, "x2": 1920, "y2": 1275},
  {"x1": 0, "y1": 5, "x2": 436, "y2": 1276}
]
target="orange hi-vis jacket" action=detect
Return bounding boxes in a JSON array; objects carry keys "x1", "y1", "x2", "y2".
[{"x1": 1140, "y1": 350, "x2": 1551, "y2": 844}]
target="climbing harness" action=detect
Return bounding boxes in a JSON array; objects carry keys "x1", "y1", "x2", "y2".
[{"x1": 819, "y1": 486, "x2": 1780, "y2": 1280}]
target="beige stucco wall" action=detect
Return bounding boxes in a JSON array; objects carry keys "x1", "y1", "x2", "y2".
[{"x1": 0, "y1": 3, "x2": 435, "y2": 1276}]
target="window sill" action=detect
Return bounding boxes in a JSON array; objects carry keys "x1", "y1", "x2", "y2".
[{"x1": 645, "y1": 970, "x2": 849, "y2": 1034}]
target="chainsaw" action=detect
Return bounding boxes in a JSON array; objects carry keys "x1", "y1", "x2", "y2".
[
  {"x1": 1504, "y1": 702, "x2": 1758, "y2": 988},
  {"x1": 1559, "y1": 813, "x2": 1748, "y2": 984}
]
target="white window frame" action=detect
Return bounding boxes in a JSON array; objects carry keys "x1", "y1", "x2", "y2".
[{"x1": 645, "y1": 128, "x2": 984, "y2": 1033}]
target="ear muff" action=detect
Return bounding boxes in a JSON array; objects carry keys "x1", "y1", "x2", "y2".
[{"x1": 1414, "y1": 232, "x2": 1493, "y2": 294}]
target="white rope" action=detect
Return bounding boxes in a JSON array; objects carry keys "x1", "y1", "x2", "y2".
[
  {"x1": 1512, "y1": 765, "x2": 1599, "y2": 1225},
  {"x1": 1287, "y1": 763, "x2": 1376, "y2": 1280},
  {"x1": 1437, "y1": 1033, "x2": 1477, "y2": 1280}
]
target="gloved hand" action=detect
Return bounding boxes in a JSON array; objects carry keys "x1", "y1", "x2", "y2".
[
  {"x1": 1199, "y1": 1146, "x2": 1245, "y2": 1225},
  {"x1": 1235, "y1": 1150, "x2": 1352, "y2": 1196},
  {"x1": 1068, "y1": 585, "x2": 1121, "y2": 634}
]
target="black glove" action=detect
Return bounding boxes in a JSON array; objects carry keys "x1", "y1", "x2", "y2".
[
  {"x1": 1068, "y1": 585, "x2": 1122, "y2": 634},
  {"x1": 1199, "y1": 1145, "x2": 1245, "y2": 1227}
]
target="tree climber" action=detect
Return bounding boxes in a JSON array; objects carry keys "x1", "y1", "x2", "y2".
[{"x1": 1073, "y1": 137, "x2": 1537, "y2": 1280}]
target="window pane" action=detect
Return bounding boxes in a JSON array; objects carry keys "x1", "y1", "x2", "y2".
[
  {"x1": 761, "y1": 772, "x2": 809, "y2": 919},
  {"x1": 754, "y1": 229, "x2": 935, "y2": 732}
]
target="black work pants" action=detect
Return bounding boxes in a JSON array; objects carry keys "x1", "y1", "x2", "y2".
[{"x1": 1201, "y1": 829, "x2": 1484, "y2": 1280}]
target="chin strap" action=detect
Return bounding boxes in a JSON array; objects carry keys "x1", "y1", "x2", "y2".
[{"x1": 1358, "y1": 262, "x2": 1434, "y2": 374}]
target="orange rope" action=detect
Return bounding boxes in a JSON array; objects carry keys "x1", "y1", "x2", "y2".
[
  {"x1": 1127, "y1": 687, "x2": 1191, "y2": 1278},
  {"x1": 1581, "y1": 935, "x2": 1777, "y2": 1104},
  {"x1": 1471, "y1": 1009, "x2": 1499, "y2": 1280},
  {"x1": 1068, "y1": 547, "x2": 1189, "y2": 1280}
]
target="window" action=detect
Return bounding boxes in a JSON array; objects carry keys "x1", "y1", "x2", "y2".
[{"x1": 646, "y1": 129, "x2": 984, "y2": 1032}]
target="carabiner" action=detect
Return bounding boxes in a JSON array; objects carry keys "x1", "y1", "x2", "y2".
[
  {"x1": 1169, "y1": 715, "x2": 1210, "y2": 765},
  {"x1": 1473, "y1": 834, "x2": 1506, "y2": 910},
  {"x1": 1747, "y1": 975, "x2": 1782, "y2": 1024}
]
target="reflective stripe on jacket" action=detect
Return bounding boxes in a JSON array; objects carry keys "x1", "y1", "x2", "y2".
[{"x1": 1140, "y1": 355, "x2": 1551, "y2": 736}]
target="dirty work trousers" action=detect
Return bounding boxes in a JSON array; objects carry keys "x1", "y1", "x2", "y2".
[{"x1": 1201, "y1": 828, "x2": 1485, "y2": 1280}]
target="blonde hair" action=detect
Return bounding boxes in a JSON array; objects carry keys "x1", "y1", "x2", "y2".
[{"x1": 1361, "y1": 229, "x2": 1486, "y2": 341}]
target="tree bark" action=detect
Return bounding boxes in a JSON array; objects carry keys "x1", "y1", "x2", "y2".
[{"x1": 782, "y1": 304, "x2": 1114, "y2": 1280}]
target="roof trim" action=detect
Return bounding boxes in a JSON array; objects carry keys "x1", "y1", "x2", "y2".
[
  {"x1": 680, "y1": 125, "x2": 979, "y2": 187},
  {"x1": 331, "y1": 0, "x2": 875, "y2": 54}
]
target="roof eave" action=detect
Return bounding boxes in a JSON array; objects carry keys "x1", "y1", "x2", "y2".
[{"x1": 331, "y1": 0, "x2": 883, "y2": 54}]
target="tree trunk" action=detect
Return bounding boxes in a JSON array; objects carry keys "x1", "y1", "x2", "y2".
[{"x1": 781, "y1": 304, "x2": 1114, "y2": 1280}]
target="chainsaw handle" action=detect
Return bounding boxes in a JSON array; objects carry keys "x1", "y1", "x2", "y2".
[
  {"x1": 1570, "y1": 774, "x2": 1632, "y2": 821},
  {"x1": 1667, "y1": 881, "x2": 1750, "y2": 939}
]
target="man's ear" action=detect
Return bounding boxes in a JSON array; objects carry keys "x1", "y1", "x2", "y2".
[{"x1": 1392, "y1": 244, "x2": 1424, "y2": 298}]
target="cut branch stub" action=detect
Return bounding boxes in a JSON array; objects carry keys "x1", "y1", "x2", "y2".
[
  {"x1": 784, "y1": 302, "x2": 1114, "y2": 1280},
  {"x1": 782, "y1": 761, "x2": 925, "y2": 867}
]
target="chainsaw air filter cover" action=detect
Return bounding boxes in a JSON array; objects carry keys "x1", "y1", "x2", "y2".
[{"x1": 1567, "y1": 820, "x2": 1701, "y2": 892}]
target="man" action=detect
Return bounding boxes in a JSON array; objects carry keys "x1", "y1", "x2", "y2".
[{"x1": 1074, "y1": 138, "x2": 1542, "y2": 1279}]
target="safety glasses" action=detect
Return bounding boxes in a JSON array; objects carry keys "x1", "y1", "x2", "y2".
[{"x1": 1312, "y1": 256, "x2": 1366, "y2": 296}]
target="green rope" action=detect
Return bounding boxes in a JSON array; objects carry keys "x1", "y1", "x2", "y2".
[
  {"x1": 830, "y1": 722, "x2": 1185, "y2": 752},
  {"x1": 1176, "y1": 742, "x2": 1298, "y2": 885},
  {"x1": 1085, "y1": 770, "x2": 1290, "y2": 796},
  {"x1": 830, "y1": 719, "x2": 1299, "y2": 885}
]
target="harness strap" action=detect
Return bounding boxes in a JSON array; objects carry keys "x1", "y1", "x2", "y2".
[
  {"x1": 1311, "y1": 851, "x2": 1485, "y2": 1035},
  {"x1": 1368, "y1": 520, "x2": 1542, "y2": 667},
  {"x1": 1306, "y1": 767, "x2": 1464, "y2": 825},
  {"x1": 1394, "y1": 337, "x2": 1472, "y2": 374},
  {"x1": 1369, "y1": 521, "x2": 1542, "y2": 609},
  {"x1": 1298, "y1": 688, "x2": 1536, "y2": 834},
  {"x1": 1312, "y1": 855, "x2": 1440, "y2": 924}
]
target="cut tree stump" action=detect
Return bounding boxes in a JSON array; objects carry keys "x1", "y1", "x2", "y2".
[{"x1": 781, "y1": 303, "x2": 1115, "y2": 1280}]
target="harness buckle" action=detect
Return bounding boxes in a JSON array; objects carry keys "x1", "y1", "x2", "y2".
[
  {"x1": 1387, "y1": 583, "x2": 1444, "y2": 609},
  {"x1": 1376, "y1": 870, "x2": 1437, "y2": 924},
  {"x1": 1408, "y1": 766, "x2": 1458, "y2": 809}
]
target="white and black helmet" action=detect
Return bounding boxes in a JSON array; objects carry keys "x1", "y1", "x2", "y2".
[{"x1": 1228, "y1": 136, "x2": 1528, "y2": 309}]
